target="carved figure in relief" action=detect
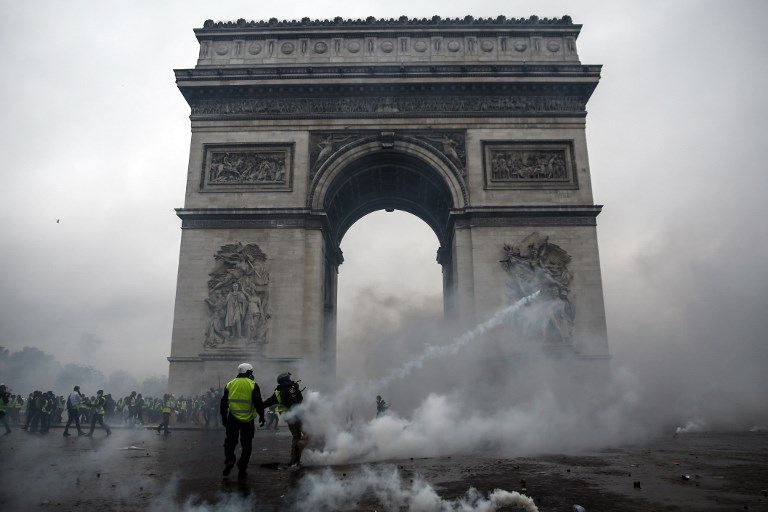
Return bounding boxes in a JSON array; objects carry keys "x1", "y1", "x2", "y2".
[
  {"x1": 204, "y1": 290, "x2": 228, "y2": 347},
  {"x1": 500, "y1": 232, "x2": 575, "y2": 343},
  {"x1": 205, "y1": 243, "x2": 271, "y2": 349},
  {"x1": 192, "y1": 94, "x2": 585, "y2": 117},
  {"x1": 244, "y1": 282, "x2": 270, "y2": 347},
  {"x1": 209, "y1": 152, "x2": 286, "y2": 184},
  {"x1": 224, "y1": 283, "x2": 249, "y2": 338},
  {"x1": 313, "y1": 134, "x2": 351, "y2": 171},
  {"x1": 491, "y1": 150, "x2": 567, "y2": 181},
  {"x1": 423, "y1": 134, "x2": 463, "y2": 168}
]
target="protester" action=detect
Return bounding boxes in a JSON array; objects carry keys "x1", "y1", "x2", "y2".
[
  {"x1": 85, "y1": 390, "x2": 112, "y2": 437},
  {"x1": 63, "y1": 386, "x2": 85, "y2": 436},
  {"x1": 220, "y1": 363, "x2": 265, "y2": 480},
  {"x1": 263, "y1": 372, "x2": 308, "y2": 470}
]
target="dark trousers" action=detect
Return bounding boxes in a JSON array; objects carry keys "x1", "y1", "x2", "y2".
[
  {"x1": 288, "y1": 420, "x2": 309, "y2": 465},
  {"x1": 24, "y1": 410, "x2": 37, "y2": 430},
  {"x1": 0, "y1": 411, "x2": 10, "y2": 433},
  {"x1": 88, "y1": 414, "x2": 111, "y2": 435},
  {"x1": 64, "y1": 408, "x2": 82, "y2": 434},
  {"x1": 223, "y1": 418, "x2": 255, "y2": 471},
  {"x1": 39, "y1": 412, "x2": 51, "y2": 433},
  {"x1": 157, "y1": 412, "x2": 170, "y2": 433}
]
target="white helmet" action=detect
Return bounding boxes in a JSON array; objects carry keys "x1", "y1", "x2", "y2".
[{"x1": 237, "y1": 363, "x2": 254, "y2": 374}]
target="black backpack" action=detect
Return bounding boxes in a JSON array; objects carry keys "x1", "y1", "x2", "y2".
[{"x1": 278, "y1": 381, "x2": 303, "y2": 408}]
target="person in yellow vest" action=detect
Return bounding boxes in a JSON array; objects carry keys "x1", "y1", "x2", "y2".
[
  {"x1": 125, "y1": 391, "x2": 137, "y2": 426},
  {"x1": 156, "y1": 394, "x2": 174, "y2": 434},
  {"x1": 85, "y1": 390, "x2": 111, "y2": 437},
  {"x1": 219, "y1": 363, "x2": 265, "y2": 480},
  {"x1": 263, "y1": 372, "x2": 308, "y2": 470},
  {"x1": 39, "y1": 391, "x2": 54, "y2": 434},
  {"x1": 9, "y1": 394, "x2": 22, "y2": 425}
]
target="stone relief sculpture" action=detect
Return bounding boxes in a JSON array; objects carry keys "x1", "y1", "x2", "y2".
[
  {"x1": 191, "y1": 94, "x2": 585, "y2": 118},
  {"x1": 204, "y1": 242, "x2": 271, "y2": 350},
  {"x1": 208, "y1": 151, "x2": 286, "y2": 184},
  {"x1": 311, "y1": 134, "x2": 353, "y2": 174},
  {"x1": 309, "y1": 130, "x2": 467, "y2": 178},
  {"x1": 500, "y1": 232, "x2": 574, "y2": 344},
  {"x1": 490, "y1": 149, "x2": 567, "y2": 181},
  {"x1": 413, "y1": 132, "x2": 466, "y2": 175}
]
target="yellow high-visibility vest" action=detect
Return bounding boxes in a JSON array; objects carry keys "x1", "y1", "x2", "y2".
[{"x1": 225, "y1": 377, "x2": 256, "y2": 422}]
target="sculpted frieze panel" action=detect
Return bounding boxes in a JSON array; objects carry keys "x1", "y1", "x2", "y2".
[
  {"x1": 191, "y1": 95, "x2": 586, "y2": 119},
  {"x1": 204, "y1": 242, "x2": 271, "y2": 351},
  {"x1": 500, "y1": 233, "x2": 574, "y2": 344},
  {"x1": 201, "y1": 144, "x2": 293, "y2": 192},
  {"x1": 483, "y1": 141, "x2": 578, "y2": 190}
]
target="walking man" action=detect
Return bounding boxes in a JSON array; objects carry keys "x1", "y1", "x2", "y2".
[
  {"x1": 85, "y1": 390, "x2": 112, "y2": 437},
  {"x1": 63, "y1": 386, "x2": 85, "y2": 436},
  {"x1": 220, "y1": 363, "x2": 265, "y2": 480},
  {"x1": 156, "y1": 394, "x2": 174, "y2": 434}
]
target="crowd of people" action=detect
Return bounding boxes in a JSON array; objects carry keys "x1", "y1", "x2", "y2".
[
  {"x1": 0, "y1": 384, "x2": 278, "y2": 435},
  {"x1": 3, "y1": 371, "x2": 391, "y2": 482}
]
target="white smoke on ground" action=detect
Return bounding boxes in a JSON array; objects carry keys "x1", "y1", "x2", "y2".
[
  {"x1": 148, "y1": 478, "x2": 255, "y2": 512},
  {"x1": 304, "y1": 383, "x2": 641, "y2": 465},
  {"x1": 298, "y1": 291, "x2": 646, "y2": 465},
  {"x1": 675, "y1": 418, "x2": 708, "y2": 434},
  {"x1": 290, "y1": 465, "x2": 538, "y2": 512}
]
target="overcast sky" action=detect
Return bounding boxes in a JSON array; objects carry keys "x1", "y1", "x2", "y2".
[{"x1": 1, "y1": 0, "x2": 766, "y2": 422}]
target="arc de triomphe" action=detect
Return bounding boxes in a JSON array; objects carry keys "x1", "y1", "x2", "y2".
[{"x1": 167, "y1": 16, "x2": 608, "y2": 394}]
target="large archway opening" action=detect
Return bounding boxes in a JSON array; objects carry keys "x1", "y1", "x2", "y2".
[
  {"x1": 319, "y1": 150, "x2": 458, "y2": 380},
  {"x1": 336, "y1": 211, "x2": 443, "y2": 381}
]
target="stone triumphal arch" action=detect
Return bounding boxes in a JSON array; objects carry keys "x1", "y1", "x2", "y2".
[{"x1": 167, "y1": 16, "x2": 609, "y2": 394}]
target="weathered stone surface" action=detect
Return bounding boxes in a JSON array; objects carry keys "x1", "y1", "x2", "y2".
[{"x1": 168, "y1": 16, "x2": 608, "y2": 394}]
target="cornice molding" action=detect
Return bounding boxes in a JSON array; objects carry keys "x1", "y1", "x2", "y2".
[
  {"x1": 450, "y1": 205, "x2": 602, "y2": 228},
  {"x1": 199, "y1": 15, "x2": 576, "y2": 31}
]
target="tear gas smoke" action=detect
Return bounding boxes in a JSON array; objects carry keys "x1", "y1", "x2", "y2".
[
  {"x1": 290, "y1": 465, "x2": 538, "y2": 512},
  {"x1": 371, "y1": 291, "x2": 540, "y2": 390},
  {"x1": 675, "y1": 418, "x2": 708, "y2": 434},
  {"x1": 297, "y1": 290, "x2": 646, "y2": 466},
  {"x1": 148, "y1": 478, "x2": 255, "y2": 512}
]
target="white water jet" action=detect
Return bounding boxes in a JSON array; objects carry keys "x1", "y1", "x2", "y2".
[{"x1": 371, "y1": 291, "x2": 541, "y2": 390}]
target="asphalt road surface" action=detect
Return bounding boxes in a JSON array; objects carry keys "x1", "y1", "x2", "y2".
[{"x1": 1, "y1": 426, "x2": 766, "y2": 511}]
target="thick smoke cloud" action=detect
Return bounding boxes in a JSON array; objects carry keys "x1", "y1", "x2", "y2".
[{"x1": 290, "y1": 466, "x2": 538, "y2": 512}]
